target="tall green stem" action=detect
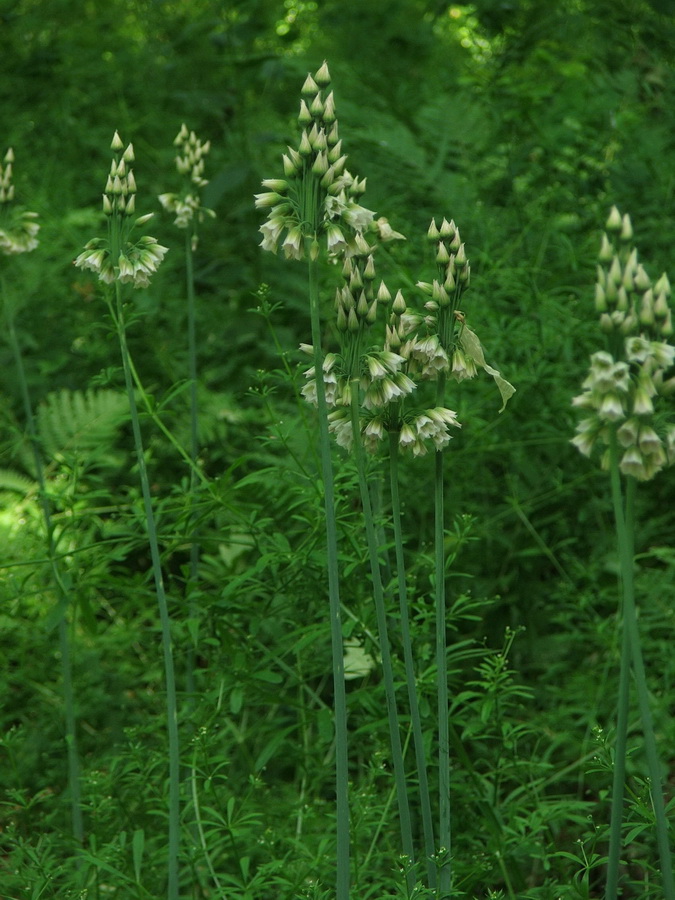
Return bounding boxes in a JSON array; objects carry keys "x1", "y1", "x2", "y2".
[
  {"x1": 348, "y1": 388, "x2": 415, "y2": 894},
  {"x1": 607, "y1": 433, "x2": 675, "y2": 900},
  {"x1": 111, "y1": 284, "x2": 181, "y2": 900},
  {"x1": 435, "y1": 372, "x2": 452, "y2": 898},
  {"x1": 5, "y1": 301, "x2": 83, "y2": 846},
  {"x1": 388, "y1": 431, "x2": 436, "y2": 887},
  {"x1": 307, "y1": 251, "x2": 350, "y2": 900},
  {"x1": 185, "y1": 228, "x2": 199, "y2": 701}
]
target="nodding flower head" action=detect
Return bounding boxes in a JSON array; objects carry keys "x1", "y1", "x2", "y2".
[
  {"x1": 159, "y1": 124, "x2": 215, "y2": 242},
  {"x1": 0, "y1": 148, "x2": 40, "y2": 255},
  {"x1": 255, "y1": 61, "x2": 405, "y2": 262},
  {"x1": 573, "y1": 211, "x2": 675, "y2": 481},
  {"x1": 74, "y1": 132, "x2": 168, "y2": 289}
]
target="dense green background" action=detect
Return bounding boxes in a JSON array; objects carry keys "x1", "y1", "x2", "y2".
[{"x1": 2, "y1": 0, "x2": 675, "y2": 897}]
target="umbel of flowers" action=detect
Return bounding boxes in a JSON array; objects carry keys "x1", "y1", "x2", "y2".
[
  {"x1": 0, "y1": 148, "x2": 40, "y2": 255},
  {"x1": 300, "y1": 216, "x2": 514, "y2": 456},
  {"x1": 159, "y1": 123, "x2": 215, "y2": 246},
  {"x1": 74, "y1": 132, "x2": 168, "y2": 288},
  {"x1": 572, "y1": 206, "x2": 675, "y2": 480},
  {"x1": 255, "y1": 61, "x2": 388, "y2": 260}
]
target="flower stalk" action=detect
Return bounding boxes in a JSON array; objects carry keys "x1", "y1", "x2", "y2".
[{"x1": 76, "y1": 132, "x2": 179, "y2": 900}]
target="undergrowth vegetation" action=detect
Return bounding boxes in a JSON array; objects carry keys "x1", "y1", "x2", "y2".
[{"x1": 2, "y1": 2, "x2": 675, "y2": 898}]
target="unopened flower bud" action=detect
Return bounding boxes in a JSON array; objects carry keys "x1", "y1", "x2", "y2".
[
  {"x1": 427, "y1": 219, "x2": 440, "y2": 241},
  {"x1": 654, "y1": 273, "x2": 671, "y2": 297},
  {"x1": 299, "y1": 100, "x2": 312, "y2": 125},
  {"x1": 660, "y1": 309, "x2": 673, "y2": 336},
  {"x1": 310, "y1": 93, "x2": 324, "y2": 117},
  {"x1": 323, "y1": 91, "x2": 336, "y2": 124},
  {"x1": 594, "y1": 283, "x2": 607, "y2": 312},
  {"x1": 377, "y1": 281, "x2": 392, "y2": 303},
  {"x1": 366, "y1": 299, "x2": 378, "y2": 325},
  {"x1": 639, "y1": 290, "x2": 655, "y2": 325},
  {"x1": 454, "y1": 243, "x2": 468, "y2": 268},
  {"x1": 436, "y1": 242, "x2": 450, "y2": 265},
  {"x1": 392, "y1": 290, "x2": 406, "y2": 315},
  {"x1": 111, "y1": 131, "x2": 124, "y2": 151},
  {"x1": 620, "y1": 213, "x2": 633, "y2": 242},
  {"x1": 301, "y1": 74, "x2": 319, "y2": 96},
  {"x1": 598, "y1": 233, "x2": 613, "y2": 263},
  {"x1": 348, "y1": 307, "x2": 359, "y2": 332},
  {"x1": 606, "y1": 206, "x2": 622, "y2": 233},
  {"x1": 298, "y1": 130, "x2": 312, "y2": 156},
  {"x1": 654, "y1": 291, "x2": 669, "y2": 318},
  {"x1": 314, "y1": 61, "x2": 331, "y2": 86},
  {"x1": 634, "y1": 264, "x2": 651, "y2": 292}
]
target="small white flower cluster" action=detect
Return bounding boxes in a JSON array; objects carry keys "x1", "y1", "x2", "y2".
[
  {"x1": 0, "y1": 148, "x2": 40, "y2": 255},
  {"x1": 255, "y1": 62, "x2": 403, "y2": 261},
  {"x1": 158, "y1": 124, "x2": 215, "y2": 235},
  {"x1": 572, "y1": 208, "x2": 675, "y2": 481},
  {"x1": 75, "y1": 235, "x2": 169, "y2": 289},
  {"x1": 595, "y1": 206, "x2": 672, "y2": 338},
  {"x1": 74, "y1": 132, "x2": 168, "y2": 289}
]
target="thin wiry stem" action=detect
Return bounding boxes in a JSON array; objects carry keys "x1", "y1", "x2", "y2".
[
  {"x1": 185, "y1": 228, "x2": 199, "y2": 701},
  {"x1": 607, "y1": 432, "x2": 675, "y2": 900},
  {"x1": 435, "y1": 372, "x2": 452, "y2": 898},
  {"x1": 5, "y1": 301, "x2": 84, "y2": 847},
  {"x1": 348, "y1": 387, "x2": 416, "y2": 895},
  {"x1": 111, "y1": 284, "x2": 181, "y2": 900},
  {"x1": 388, "y1": 430, "x2": 436, "y2": 887},
  {"x1": 307, "y1": 250, "x2": 350, "y2": 900}
]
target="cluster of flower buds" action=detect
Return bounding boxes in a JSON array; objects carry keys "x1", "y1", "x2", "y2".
[
  {"x1": 0, "y1": 148, "x2": 40, "y2": 255},
  {"x1": 412, "y1": 218, "x2": 471, "y2": 379},
  {"x1": 158, "y1": 124, "x2": 215, "y2": 239},
  {"x1": 572, "y1": 207, "x2": 675, "y2": 480},
  {"x1": 595, "y1": 206, "x2": 672, "y2": 338},
  {"x1": 256, "y1": 61, "x2": 395, "y2": 261},
  {"x1": 75, "y1": 132, "x2": 168, "y2": 289}
]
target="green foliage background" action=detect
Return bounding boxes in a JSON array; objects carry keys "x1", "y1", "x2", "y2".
[{"x1": 2, "y1": 0, "x2": 675, "y2": 897}]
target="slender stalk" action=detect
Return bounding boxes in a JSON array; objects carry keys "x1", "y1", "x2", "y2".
[
  {"x1": 348, "y1": 387, "x2": 416, "y2": 894},
  {"x1": 110, "y1": 284, "x2": 181, "y2": 900},
  {"x1": 607, "y1": 433, "x2": 675, "y2": 900},
  {"x1": 435, "y1": 372, "x2": 452, "y2": 898},
  {"x1": 307, "y1": 250, "x2": 350, "y2": 900},
  {"x1": 388, "y1": 430, "x2": 436, "y2": 886},
  {"x1": 5, "y1": 301, "x2": 83, "y2": 846},
  {"x1": 185, "y1": 228, "x2": 199, "y2": 701}
]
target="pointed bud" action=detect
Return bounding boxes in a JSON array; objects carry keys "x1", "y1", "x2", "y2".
[
  {"x1": 454, "y1": 243, "x2": 468, "y2": 268},
  {"x1": 427, "y1": 219, "x2": 440, "y2": 241},
  {"x1": 639, "y1": 290, "x2": 655, "y2": 325},
  {"x1": 366, "y1": 299, "x2": 378, "y2": 325},
  {"x1": 348, "y1": 307, "x2": 359, "y2": 332},
  {"x1": 392, "y1": 290, "x2": 406, "y2": 315},
  {"x1": 323, "y1": 91, "x2": 336, "y2": 124},
  {"x1": 598, "y1": 233, "x2": 613, "y2": 263},
  {"x1": 336, "y1": 304, "x2": 348, "y2": 332},
  {"x1": 364, "y1": 255, "x2": 376, "y2": 280},
  {"x1": 102, "y1": 194, "x2": 113, "y2": 215},
  {"x1": 299, "y1": 100, "x2": 312, "y2": 125},
  {"x1": 315, "y1": 61, "x2": 331, "y2": 86},
  {"x1": 605, "y1": 206, "x2": 622, "y2": 233},
  {"x1": 655, "y1": 273, "x2": 671, "y2": 297},
  {"x1": 620, "y1": 213, "x2": 633, "y2": 242},
  {"x1": 594, "y1": 283, "x2": 607, "y2": 312},
  {"x1": 660, "y1": 309, "x2": 673, "y2": 336},
  {"x1": 655, "y1": 291, "x2": 669, "y2": 318},
  {"x1": 356, "y1": 291, "x2": 368, "y2": 319},
  {"x1": 327, "y1": 122, "x2": 339, "y2": 146},
  {"x1": 298, "y1": 130, "x2": 313, "y2": 156},
  {"x1": 436, "y1": 242, "x2": 450, "y2": 265},
  {"x1": 310, "y1": 93, "x2": 324, "y2": 117},
  {"x1": 282, "y1": 154, "x2": 297, "y2": 178},
  {"x1": 634, "y1": 264, "x2": 651, "y2": 292},
  {"x1": 377, "y1": 281, "x2": 392, "y2": 303},
  {"x1": 301, "y1": 74, "x2": 319, "y2": 96},
  {"x1": 111, "y1": 131, "x2": 124, "y2": 151}
]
